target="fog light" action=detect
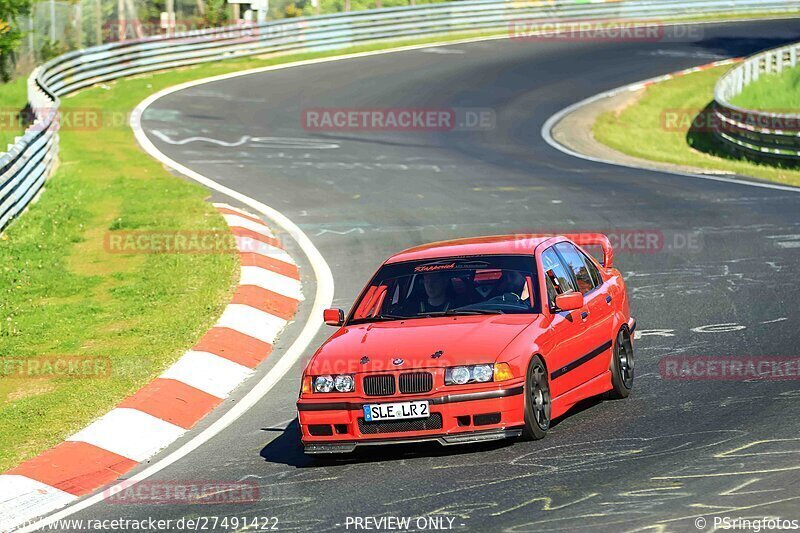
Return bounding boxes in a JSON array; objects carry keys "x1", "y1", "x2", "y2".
[
  {"x1": 334, "y1": 374, "x2": 354, "y2": 392},
  {"x1": 472, "y1": 364, "x2": 493, "y2": 382},
  {"x1": 314, "y1": 375, "x2": 334, "y2": 393}
]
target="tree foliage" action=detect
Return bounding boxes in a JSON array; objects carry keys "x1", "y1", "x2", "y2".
[{"x1": 0, "y1": 0, "x2": 32, "y2": 81}]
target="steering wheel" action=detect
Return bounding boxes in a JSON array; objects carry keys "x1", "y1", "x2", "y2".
[{"x1": 500, "y1": 292, "x2": 522, "y2": 304}]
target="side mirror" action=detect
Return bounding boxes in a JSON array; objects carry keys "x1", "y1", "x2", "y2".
[
  {"x1": 555, "y1": 292, "x2": 584, "y2": 312},
  {"x1": 323, "y1": 308, "x2": 344, "y2": 326}
]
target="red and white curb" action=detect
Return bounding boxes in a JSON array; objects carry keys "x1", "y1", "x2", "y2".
[
  {"x1": 0, "y1": 203, "x2": 302, "y2": 531},
  {"x1": 627, "y1": 57, "x2": 741, "y2": 91}
]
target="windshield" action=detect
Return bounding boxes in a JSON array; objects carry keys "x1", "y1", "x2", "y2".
[{"x1": 348, "y1": 255, "x2": 539, "y2": 324}]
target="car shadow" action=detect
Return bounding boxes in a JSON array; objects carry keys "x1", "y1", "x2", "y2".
[
  {"x1": 260, "y1": 419, "x2": 516, "y2": 468},
  {"x1": 549, "y1": 396, "x2": 604, "y2": 429}
]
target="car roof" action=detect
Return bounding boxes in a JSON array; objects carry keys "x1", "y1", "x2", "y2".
[{"x1": 385, "y1": 235, "x2": 556, "y2": 264}]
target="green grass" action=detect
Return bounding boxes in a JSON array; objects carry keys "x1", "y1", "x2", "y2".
[
  {"x1": 732, "y1": 65, "x2": 800, "y2": 110},
  {"x1": 0, "y1": 77, "x2": 241, "y2": 470},
  {"x1": 593, "y1": 65, "x2": 800, "y2": 187},
  {"x1": 0, "y1": 77, "x2": 29, "y2": 149}
]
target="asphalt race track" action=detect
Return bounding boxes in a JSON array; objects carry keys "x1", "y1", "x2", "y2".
[{"x1": 61, "y1": 19, "x2": 800, "y2": 532}]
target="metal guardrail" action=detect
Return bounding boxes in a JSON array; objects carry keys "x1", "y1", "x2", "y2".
[
  {"x1": 2, "y1": 0, "x2": 798, "y2": 231},
  {"x1": 714, "y1": 41, "x2": 800, "y2": 160}
]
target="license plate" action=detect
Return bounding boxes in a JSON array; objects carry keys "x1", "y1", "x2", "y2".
[{"x1": 363, "y1": 401, "x2": 429, "y2": 422}]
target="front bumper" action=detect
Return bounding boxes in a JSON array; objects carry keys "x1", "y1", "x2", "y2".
[
  {"x1": 303, "y1": 428, "x2": 524, "y2": 454},
  {"x1": 297, "y1": 381, "x2": 525, "y2": 454}
]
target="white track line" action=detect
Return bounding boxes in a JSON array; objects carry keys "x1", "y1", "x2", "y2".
[
  {"x1": 18, "y1": 15, "x2": 800, "y2": 532},
  {"x1": 540, "y1": 70, "x2": 800, "y2": 194}
]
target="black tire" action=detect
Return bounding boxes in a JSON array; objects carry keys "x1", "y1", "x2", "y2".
[
  {"x1": 606, "y1": 328, "x2": 634, "y2": 399},
  {"x1": 521, "y1": 356, "x2": 550, "y2": 441}
]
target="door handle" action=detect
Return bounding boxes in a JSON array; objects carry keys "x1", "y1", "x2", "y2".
[
  {"x1": 581, "y1": 311, "x2": 589, "y2": 320},
  {"x1": 605, "y1": 295, "x2": 612, "y2": 304}
]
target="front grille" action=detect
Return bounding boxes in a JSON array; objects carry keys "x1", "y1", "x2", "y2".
[
  {"x1": 363, "y1": 374, "x2": 395, "y2": 396},
  {"x1": 399, "y1": 372, "x2": 433, "y2": 394},
  {"x1": 358, "y1": 413, "x2": 443, "y2": 434}
]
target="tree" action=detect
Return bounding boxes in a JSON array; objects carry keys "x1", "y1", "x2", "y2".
[
  {"x1": 203, "y1": 0, "x2": 229, "y2": 27},
  {"x1": 0, "y1": 0, "x2": 33, "y2": 81}
]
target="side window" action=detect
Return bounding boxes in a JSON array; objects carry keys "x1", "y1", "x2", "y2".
[
  {"x1": 555, "y1": 243, "x2": 596, "y2": 295},
  {"x1": 581, "y1": 250, "x2": 603, "y2": 288},
  {"x1": 541, "y1": 248, "x2": 576, "y2": 307}
]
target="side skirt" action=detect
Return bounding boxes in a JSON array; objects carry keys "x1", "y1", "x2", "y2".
[{"x1": 551, "y1": 370, "x2": 612, "y2": 420}]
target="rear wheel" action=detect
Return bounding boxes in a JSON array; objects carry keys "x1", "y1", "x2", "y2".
[
  {"x1": 521, "y1": 356, "x2": 550, "y2": 440},
  {"x1": 607, "y1": 328, "x2": 634, "y2": 399}
]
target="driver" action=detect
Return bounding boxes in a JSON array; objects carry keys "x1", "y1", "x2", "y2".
[
  {"x1": 417, "y1": 272, "x2": 452, "y2": 313},
  {"x1": 489, "y1": 270, "x2": 528, "y2": 302}
]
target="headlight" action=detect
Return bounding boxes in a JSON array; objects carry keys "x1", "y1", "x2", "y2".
[
  {"x1": 313, "y1": 374, "x2": 354, "y2": 393},
  {"x1": 334, "y1": 374, "x2": 355, "y2": 392},
  {"x1": 447, "y1": 366, "x2": 471, "y2": 385},
  {"x1": 445, "y1": 364, "x2": 495, "y2": 385},
  {"x1": 472, "y1": 364, "x2": 493, "y2": 383},
  {"x1": 314, "y1": 375, "x2": 334, "y2": 393}
]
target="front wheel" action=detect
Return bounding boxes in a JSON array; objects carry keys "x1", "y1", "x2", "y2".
[
  {"x1": 521, "y1": 356, "x2": 550, "y2": 440},
  {"x1": 606, "y1": 328, "x2": 634, "y2": 399}
]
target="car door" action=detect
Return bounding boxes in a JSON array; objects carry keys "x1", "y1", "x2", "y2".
[
  {"x1": 554, "y1": 242, "x2": 615, "y2": 382},
  {"x1": 539, "y1": 247, "x2": 590, "y2": 399}
]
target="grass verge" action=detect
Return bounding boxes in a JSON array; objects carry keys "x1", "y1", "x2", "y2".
[
  {"x1": 593, "y1": 65, "x2": 800, "y2": 187},
  {"x1": 0, "y1": 77, "x2": 29, "y2": 149},
  {"x1": 731, "y1": 64, "x2": 800, "y2": 110}
]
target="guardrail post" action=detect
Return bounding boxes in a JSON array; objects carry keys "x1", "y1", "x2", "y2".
[{"x1": 791, "y1": 46, "x2": 797, "y2": 67}]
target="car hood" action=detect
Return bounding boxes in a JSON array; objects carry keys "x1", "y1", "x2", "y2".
[{"x1": 308, "y1": 314, "x2": 539, "y2": 374}]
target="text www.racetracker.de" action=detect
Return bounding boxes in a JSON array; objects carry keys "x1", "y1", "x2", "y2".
[{"x1": 23, "y1": 516, "x2": 280, "y2": 531}]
